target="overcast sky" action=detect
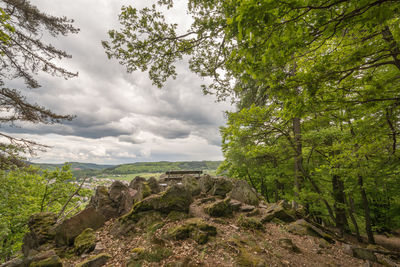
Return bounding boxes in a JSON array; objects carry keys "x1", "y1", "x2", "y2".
[{"x1": 2, "y1": 0, "x2": 233, "y2": 164}]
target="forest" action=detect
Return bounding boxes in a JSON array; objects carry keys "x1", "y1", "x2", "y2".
[{"x1": 1, "y1": 0, "x2": 400, "y2": 264}]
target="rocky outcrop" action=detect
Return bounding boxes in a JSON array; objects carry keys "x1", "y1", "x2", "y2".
[
  {"x1": 168, "y1": 218, "x2": 217, "y2": 244},
  {"x1": 182, "y1": 175, "x2": 201, "y2": 196},
  {"x1": 230, "y1": 180, "x2": 260, "y2": 206},
  {"x1": 204, "y1": 198, "x2": 233, "y2": 217},
  {"x1": 74, "y1": 228, "x2": 96, "y2": 255},
  {"x1": 261, "y1": 200, "x2": 296, "y2": 223},
  {"x1": 76, "y1": 253, "x2": 111, "y2": 267}
]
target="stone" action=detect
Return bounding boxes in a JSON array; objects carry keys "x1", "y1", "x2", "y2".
[
  {"x1": 74, "y1": 228, "x2": 96, "y2": 255},
  {"x1": 88, "y1": 186, "x2": 119, "y2": 219},
  {"x1": 209, "y1": 178, "x2": 233, "y2": 197},
  {"x1": 261, "y1": 201, "x2": 296, "y2": 223},
  {"x1": 182, "y1": 175, "x2": 201, "y2": 196},
  {"x1": 286, "y1": 219, "x2": 334, "y2": 243},
  {"x1": 237, "y1": 215, "x2": 264, "y2": 231},
  {"x1": 109, "y1": 181, "x2": 136, "y2": 215},
  {"x1": 93, "y1": 242, "x2": 105, "y2": 254},
  {"x1": 29, "y1": 255, "x2": 62, "y2": 267},
  {"x1": 0, "y1": 258, "x2": 24, "y2": 267},
  {"x1": 198, "y1": 175, "x2": 215, "y2": 193},
  {"x1": 147, "y1": 177, "x2": 161, "y2": 194},
  {"x1": 230, "y1": 180, "x2": 260, "y2": 206},
  {"x1": 76, "y1": 253, "x2": 111, "y2": 267},
  {"x1": 22, "y1": 212, "x2": 57, "y2": 256},
  {"x1": 168, "y1": 218, "x2": 217, "y2": 244},
  {"x1": 351, "y1": 247, "x2": 377, "y2": 262},
  {"x1": 229, "y1": 199, "x2": 242, "y2": 211},
  {"x1": 125, "y1": 185, "x2": 193, "y2": 218},
  {"x1": 54, "y1": 207, "x2": 105, "y2": 246},
  {"x1": 129, "y1": 176, "x2": 147, "y2": 190},
  {"x1": 126, "y1": 246, "x2": 172, "y2": 265},
  {"x1": 204, "y1": 198, "x2": 233, "y2": 217},
  {"x1": 240, "y1": 204, "x2": 256, "y2": 212},
  {"x1": 278, "y1": 238, "x2": 301, "y2": 253}
]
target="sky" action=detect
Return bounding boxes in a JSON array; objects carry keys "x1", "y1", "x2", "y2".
[{"x1": 2, "y1": 0, "x2": 233, "y2": 165}]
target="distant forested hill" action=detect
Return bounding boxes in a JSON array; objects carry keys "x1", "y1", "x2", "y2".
[
  {"x1": 104, "y1": 161, "x2": 221, "y2": 175},
  {"x1": 31, "y1": 161, "x2": 221, "y2": 178}
]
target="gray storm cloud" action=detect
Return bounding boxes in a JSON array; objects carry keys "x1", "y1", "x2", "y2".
[{"x1": 1, "y1": 0, "x2": 232, "y2": 164}]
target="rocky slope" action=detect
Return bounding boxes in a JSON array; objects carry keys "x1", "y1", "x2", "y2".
[{"x1": 2, "y1": 175, "x2": 400, "y2": 267}]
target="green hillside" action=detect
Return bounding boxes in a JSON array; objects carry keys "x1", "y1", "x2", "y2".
[
  {"x1": 104, "y1": 161, "x2": 221, "y2": 175},
  {"x1": 31, "y1": 162, "x2": 114, "y2": 171}
]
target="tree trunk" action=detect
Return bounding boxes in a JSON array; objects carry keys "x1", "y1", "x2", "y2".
[
  {"x1": 274, "y1": 179, "x2": 279, "y2": 202},
  {"x1": 347, "y1": 194, "x2": 362, "y2": 242},
  {"x1": 293, "y1": 117, "x2": 303, "y2": 197},
  {"x1": 332, "y1": 174, "x2": 350, "y2": 236},
  {"x1": 358, "y1": 175, "x2": 375, "y2": 244}
]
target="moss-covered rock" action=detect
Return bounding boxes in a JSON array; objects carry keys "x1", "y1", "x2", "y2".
[
  {"x1": 236, "y1": 247, "x2": 267, "y2": 267},
  {"x1": 237, "y1": 215, "x2": 264, "y2": 231},
  {"x1": 76, "y1": 253, "x2": 111, "y2": 267},
  {"x1": 129, "y1": 176, "x2": 147, "y2": 190},
  {"x1": 182, "y1": 175, "x2": 201, "y2": 196},
  {"x1": 278, "y1": 238, "x2": 301, "y2": 253},
  {"x1": 286, "y1": 219, "x2": 334, "y2": 243},
  {"x1": 351, "y1": 247, "x2": 377, "y2": 262},
  {"x1": 74, "y1": 228, "x2": 96, "y2": 255},
  {"x1": 29, "y1": 254, "x2": 62, "y2": 267},
  {"x1": 22, "y1": 212, "x2": 57, "y2": 256},
  {"x1": 127, "y1": 245, "x2": 172, "y2": 265},
  {"x1": 166, "y1": 211, "x2": 189, "y2": 222},
  {"x1": 261, "y1": 201, "x2": 296, "y2": 223},
  {"x1": 199, "y1": 175, "x2": 215, "y2": 194},
  {"x1": 204, "y1": 198, "x2": 233, "y2": 217},
  {"x1": 210, "y1": 178, "x2": 233, "y2": 197},
  {"x1": 125, "y1": 185, "x2": 193, "y2": 220},
  {"x1": 168, "y1": 218, "x2": 217, "y2": 244},
  {"x1": 230, "y1": 180, "x2": 260, "y2": 206},
  {"x1": 147, "y1": 177, "x2": 160, "y2": 194}
]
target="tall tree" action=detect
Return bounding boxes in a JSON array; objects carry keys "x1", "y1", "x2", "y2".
[{"x1": 0, "y1": 0, "x2": 78, "y2": 168}]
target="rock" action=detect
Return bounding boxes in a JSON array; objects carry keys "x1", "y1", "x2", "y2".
[
  {"x1": 351, "y1": 247, "x2": 377, "y2": 262},
  {"x1": 199, "y1": 175, "x2": 215, "y2": 193},
  {"x1": 127, "y1": 246, "x2": 172, "y2": 265},
  {"x1": 166, "y1": 211, "x2": 189, "y2": 221},
  {"x1": 134, "y1": 182, "x2": 152, "y2": 202},
  {"x1": 88, "y1": 186, "x2": 119, "y2": 219},
  {"x1": 230, "y1": 180, "x2": 260, "y2": 206},
  {"x1": 229, "y1": 199, "x2": 242, "y2": 211},
  {"x1": 261, "y1": 201, "x2": 296, "y2": 223},
  {"x1": 54, "y1": 207, "x2": 105, "y2": 246},
  {"x1": 278, "y1": 238, "x2": 301, "y2": 253},
  {"x1": 125, "y1": 185, "x2": 193, "y2": 218},
  {"x1": 22, "y1": 212, "x2": 57, "y2": 256},
  {"x1": 109, "y1": 181, "x2": 136, "y2": 216},
  {"x1": 76, "y1": 253, "x2": 111, "y2": 267},
  {"x1": 204, "y1": 198, "x2": 233, "y2": 217},
  {"x1": 209, "y1": 178, "x2": 233, "y2": 197},
  {"x1": 246, "y1": 209, "x2": 261, "y2": 217},
  {"x1": 237, "y1": 215, "x2": 264, "y2": 231},
  {"x1": 129, "y1": 176, "x2": 146, "y2": 190},
  {"x1": 29, "y1": 254, "x2": 62, "y2": 267},
  {"x1": 74, "y1": 228, "x2": 96, "y2": 255},
  {"x1": 168, "y1": 218, "x2": 217, "y2": 244},
  {"x1": 286, "y1": 219, "x2": 334, "y2": 243},
  {"x1": 240, "y1": 204, "x2": 256, "y2": 212},
  {"x1": 182, "y1": 175, "x2": 201, "y2": 196},
  {"x1": 236, "y1": 247, "x2": 267, "y2": 267},
  {"x1": 147, "y1": 177, "x2": 161, "y2": 194},
  {"x1": 93, "y1": 242, "x2": 105, "y2": 254}
]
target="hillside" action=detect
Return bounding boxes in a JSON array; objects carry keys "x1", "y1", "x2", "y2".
[
  {"x1": 7, "y1": 175, "x2": 400, "y2": 267},
  {"x1": 31, "y1": 162, "x2": 114, "y2": 171}
]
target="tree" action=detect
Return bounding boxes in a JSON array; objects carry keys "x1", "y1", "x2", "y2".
[
  {"x1": 104, "y1": 0, "x2": 400, "y2": 242},
  {"x1": 0, "y1": 165, "x2": 91, "y2": 262},
  {"x1": 0, "y1": 0, "x2": 78, "y2": 168}
]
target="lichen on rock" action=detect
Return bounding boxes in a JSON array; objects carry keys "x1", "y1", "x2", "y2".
[
  {"x1": 204, "y1": 198, "x2": 233, "y2": 217},
  {"x1": 74, "y1": 228, "x2": 96, "y2": 255},
  {"x1": 168, "y1": 218, "x2": 217, "y2": 244}
]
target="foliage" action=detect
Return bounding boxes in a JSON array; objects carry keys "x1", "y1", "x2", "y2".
[
  {"x1": 105, "y1": 0, "x2": 400, "y2": 242},
  {"x1": 0, "y1": 165, "x2": 91, "y2": 262},
  {"x1": 0, "y1": 0, "x2": 78, "y2": 168}
]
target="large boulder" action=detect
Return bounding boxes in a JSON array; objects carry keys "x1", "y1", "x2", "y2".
[
  {"x1": 209, "y1": 178, "x2": 233, "y2": 197},
  {"x1": 129, "y1": 176, "x2": 147, "y2": 190},
  {"x1": 261, "y1": 200, "x2": 296, "y2": 223},
  {"x1": 286, "y1": 219, "x2": 334, "y2": 243},
  {"x1": 74, "y1": 228, "x2": 96, "y2": 255},
  {"x1": 88, "y1": 186, "x2": 119, "y2": 219},
  {"x1": 199, "y1": 175, "x2": 215, "y2": 194},
  {"x1": 168, "y1": 218, "x2": 217, "y2": 244},
  {"x1": 182, "y1": 175, "x2": 201, "y2": 196},
  {"x1": 204, "y1": 198, "x2": 233, "y2": 217},
  {"x1": 29, "y1": 254, "x2": 62, "y2": 267},
  {"x1": 124, "y1": 185, "x2": 193, "y2": 221},
  {"x1": 54, "y1": 207, "x2": 105, "y2": 246},
  {"x1": 230, "y1": 180, "x2": 260, "y2": 206},
  {"x1": 109, "y1": 181, "x2": 136, "y2": 215},
  {"x1": 147, "y1": 177, "x2": 161, "y2": 194},
  {"x1": 22, "y1": 212, "x2": 57, "y2": 257},
  {"x1": 134, "y1": 182, "x2": 152, "y2": 202}
]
